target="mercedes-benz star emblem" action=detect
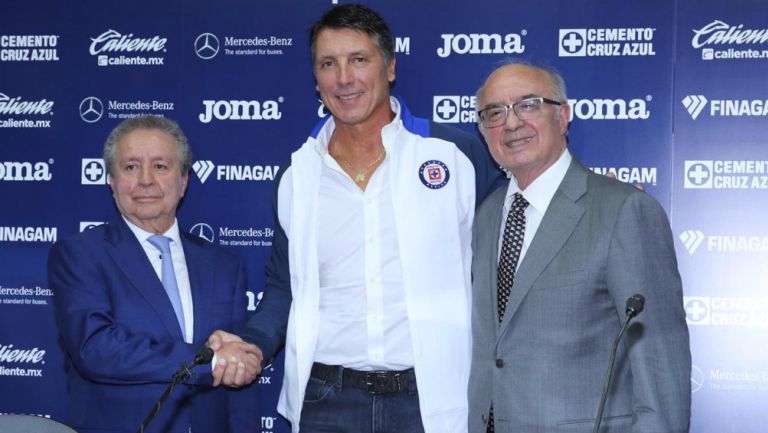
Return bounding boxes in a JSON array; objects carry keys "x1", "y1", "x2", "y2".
[
  {"x1": 79, "y1": 96, "x2": 104, "y2": 123},
  {"x1": 195, "y1": 33, "x2": 220, "y2": 60},
  {"x1": 190, "y1": 223, "x2": 215, "y2": 243}
]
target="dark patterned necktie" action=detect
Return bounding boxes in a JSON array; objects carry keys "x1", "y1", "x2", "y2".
[
  {"x1": 496, "y1": 192, "x2": 529, "y2": 323},
  {"x1": 488, "y1": 193, "x2": 529, "y2": 433}
]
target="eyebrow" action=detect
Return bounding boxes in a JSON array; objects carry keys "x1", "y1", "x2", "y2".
[
  {"x1": 316, "y1": 50, "x2": 370, "y2": 61},
  {"x1": 484, "y1": 93, "x2": 542, "y2": 108}
]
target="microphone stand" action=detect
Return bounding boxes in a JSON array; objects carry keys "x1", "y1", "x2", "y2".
[
  {"x1": 592, "y1": 295, "x2": 645, "y2": 433},
  {"x1": 136, "y1": 347, "x2": 213, "y2": 433}
]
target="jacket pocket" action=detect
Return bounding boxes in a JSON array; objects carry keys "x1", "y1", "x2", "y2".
[
  {"x1": 533, "y1": 270, "x2": 588, "y2": 291},
  {"x1": 556, "y1": 414, "x2": 632, "y2": 432}
]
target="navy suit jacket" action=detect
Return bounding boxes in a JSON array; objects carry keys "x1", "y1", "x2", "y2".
[{"x1": 48, "y1": 217, "x2": 258, "y2": 433}]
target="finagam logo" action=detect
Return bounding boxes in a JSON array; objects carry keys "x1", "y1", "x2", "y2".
[
  {"x1": 437, "y1": 32, "x2": 525, "y2": 58},
  {"x1": 192, "y1": 160, "x2": 280, "y2": 183},
  {"x1": 192, "y1": 160, "x2": 215, "y2": 183},
  {"x1": 682, "y1": 95, "x2": 708, "y2": 120},
  {"x1": 680, "y1": 230, "x2": 768, "y2": 255},
  {"x1": 682, "y1": 94, "x2": 768, "y2": 119},
  {"x1": 0, "y1": 160, "x2": 53, "y2": 181},
  {"x1": 589, "y1": 167, "x2": 657, "y2": 185},
  {"x1": 691, "y1": 20, "x2": 768, "y2": 60},
  {"x1": 0, "y1": 226, "x2": 57, "y2": 242},
  {"x1": 0, "y1": 92, "x2": 54, "y2": 128},
  {"x1": 199, "y1": 99, "x2": 283, "y2": 123},
  {"x1": 90, "y1": 29, "x2": 167, "y2": 66},
  {"x1": 679, "y1": 230, "x2": 705, "y2": 255}
]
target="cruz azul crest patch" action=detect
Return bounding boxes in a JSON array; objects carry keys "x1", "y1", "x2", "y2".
[{"x1": 418, "y1": 160, "x2": 450, "y2": 189}]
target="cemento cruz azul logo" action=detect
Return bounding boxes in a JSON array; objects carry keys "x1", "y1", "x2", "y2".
[{"x1": 81, "y1": 158, "x2": 107, "y2": 185}]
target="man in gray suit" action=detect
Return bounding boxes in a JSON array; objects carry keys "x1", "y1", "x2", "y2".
[{"x1": 468, "y1": 61, "x2": 691, "y2": 433}]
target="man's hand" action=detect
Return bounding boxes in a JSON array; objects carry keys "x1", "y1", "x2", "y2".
[{"x1": 208, "y1": 330, "x2": 263, "y2": 387}]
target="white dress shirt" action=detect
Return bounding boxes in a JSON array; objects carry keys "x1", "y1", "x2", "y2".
[
  {"x1": 275, "y1": 97, "x2": 475, "y2": 432},
  {"x1": 498, "y1": 149, "x2": 572, "y2": 267},
  {"x1": 314, "y1": 142, "x2": 413, "y2": 371},
  {"x1": 123, "y1": 217, "x2": 194, "y2": 343}
]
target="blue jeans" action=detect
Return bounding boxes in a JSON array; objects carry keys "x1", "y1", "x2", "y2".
[{"x1": 298, "y1": 365, "x2": 425, "y2": 433}]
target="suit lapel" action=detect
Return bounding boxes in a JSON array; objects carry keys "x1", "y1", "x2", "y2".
[
  {"x1": 181, "y1": 231, "x2": 215, "y2": 345},
  {"x1": 498, "y1": 160, "x2": 588, "y2": 336},
  {"x1": 104, "y1": 218, "x2": 185, "y2": 340}
]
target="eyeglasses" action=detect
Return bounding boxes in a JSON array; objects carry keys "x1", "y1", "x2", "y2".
[{"x1": 477, "y1": 97, "x2": 562, "y2": 128}]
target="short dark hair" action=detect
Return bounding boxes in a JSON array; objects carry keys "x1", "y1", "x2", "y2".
[
  {"x1": 309, "y1": 4, "x2": 395, "y2": 66},
  {"x1": 103, "y1": 116, "x2": 192, "y2": 177}
]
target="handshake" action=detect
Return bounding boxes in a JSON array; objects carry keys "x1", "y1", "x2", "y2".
[{"x1": 206, "y1": 330, "x2": 263, "y2": 388}]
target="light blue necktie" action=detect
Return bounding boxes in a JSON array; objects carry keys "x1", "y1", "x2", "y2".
[{"x1": 147, "y1": 235, "x2": 185, "y2": 335}]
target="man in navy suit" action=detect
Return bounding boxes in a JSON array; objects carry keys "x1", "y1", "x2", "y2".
[{"x1": 48, "y1": 116, "x2": 259, "y2": 433}]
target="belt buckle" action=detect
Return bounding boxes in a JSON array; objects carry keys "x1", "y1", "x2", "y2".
[{"x1": 365, "y1": 372, "x2": 400, "y2": 394}]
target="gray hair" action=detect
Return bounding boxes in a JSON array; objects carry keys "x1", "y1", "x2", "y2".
[
  {"x1": 475, "y1": 59, "x2": 568, "y2": 116},
  {"x1": 103, "y1": 115, "x2": 192, "y2": 177}
]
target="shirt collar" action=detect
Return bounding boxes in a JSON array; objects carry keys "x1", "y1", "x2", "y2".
[
  {"x1": 505, "y1": 149, "x2": 572, "y2": 215},
  {"x1": 122, "y1": 216, "x2": 181, "y2": 246},
  {"x1": 313, "y1": 96, "x2": 403, "y2": 157}
]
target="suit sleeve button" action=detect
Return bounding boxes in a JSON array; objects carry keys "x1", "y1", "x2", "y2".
[{"x1": 495, "y1": 358, "x2": 504, "y2": 368}]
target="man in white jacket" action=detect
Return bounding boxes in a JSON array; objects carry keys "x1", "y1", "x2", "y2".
[{"x1": 208, "y1": 5, "x2": 499, "y2": 432}]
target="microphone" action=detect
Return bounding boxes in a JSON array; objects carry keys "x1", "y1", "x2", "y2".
[
  {"x1": 193, "y1": 346, "x2": 214, "y2": 365},
  {"x1": 625, "y1": 294, "x2": 645, "y2": 318},
  {"x1": 592, "y1": 294, "x2": 645, "y2": 433},
  {"x1": 136, "y1": 346, "x2": 213, "y2": 433}
]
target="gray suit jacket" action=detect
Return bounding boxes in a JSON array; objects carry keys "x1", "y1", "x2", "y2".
[{"x1": 468, "y1": 159, "x2": 691, "y2": 433}]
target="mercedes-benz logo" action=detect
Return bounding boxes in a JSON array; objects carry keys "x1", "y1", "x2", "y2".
[
  {"x1": 190, "y1": 223, "x2": 215, "y2": 243},
  {"x1": 79, "y1": 96, "x2": 104, "y2": 123},
  {"x1": 691, "y1": 365, "x2": 704, "y2": 393},
  {"x1": 194, "y1": 33, "x2": 220, "y2": 60}
]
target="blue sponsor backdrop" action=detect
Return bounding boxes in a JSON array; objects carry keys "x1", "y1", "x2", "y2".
[{"x1": 1, "y1": 0, "x2": 767, "y2": 432}]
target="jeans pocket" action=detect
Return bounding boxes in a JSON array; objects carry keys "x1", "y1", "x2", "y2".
[{"x1": 303, "y1": 376, "x2": 336, "y2": 404}]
